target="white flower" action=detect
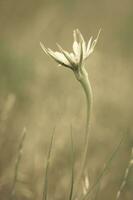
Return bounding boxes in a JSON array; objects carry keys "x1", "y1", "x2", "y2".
[
  {"x1": 40, "y1": 29, "x2": 101, "y2": 71},
  {"x1": 40, "y1": 30, "x2": 100, "y2": 196}
]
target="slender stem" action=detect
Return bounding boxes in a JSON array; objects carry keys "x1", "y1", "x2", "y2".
[
  {"x1": 68, "y1": 125, "x2": 75, "y2": 200},
  {"x1": 80, "y1": 69, "x2": 93, "y2": 141},
  {"x1": 116, "y1": 147, "x2": 133, "y2": 200},
  {"x1": 82, "y1": 132, "x2": 127, "y2": 200},
  {"x1": 73, "y1": 66, "x2": 93, "y2": 199},
  {"x1": 42, "y1": 128, "x2": 55, "y2": 200},
  {"x1": 79, "y1": 67, "x2": 93, "y2": 171},
  {"x1": 10, "y1": 127, "x2": 27, "y2": 200}
]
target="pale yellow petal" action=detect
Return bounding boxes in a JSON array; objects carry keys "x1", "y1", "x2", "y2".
[
  {"x1": 76, "y1": 29, "x2": 86, "y2": 57},
  {"x1": 73, "y1": 41, "x2": 79, "y2": 56},
  {"x1": 73, "y1": 29, "x2": 77, "y2": 42},
  {"x1": 56, "y1": 43, "x2": 75, "y2": 67},
  {"x1": 89, "y1": 29, "x2": 101, "y2": 54},
  {"x1": 54, "y1": 52, "x2": 70, "y2": 65},
  {"x1": 40, "y1": 42, "x2": 48, "y2": 55},
  {"x1": 70, "y1": 52, "x2": 76, "y2": 63},
  {"x1": 86, "y1": 37, "x2": 93, "y2": 54},
  {"x1": 46, "y1": 49, "x2": 69, "y2": 66}
]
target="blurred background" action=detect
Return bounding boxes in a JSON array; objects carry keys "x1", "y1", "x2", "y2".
[{"x1": 0, "y1": 0, "x2": 133, "y2": 199}]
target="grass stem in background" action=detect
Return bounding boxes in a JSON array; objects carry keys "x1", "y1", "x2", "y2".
[
  {"x1": 82, "y1": 132, "x2": 127, "y2": 200},
  {"x1": 116, "y1": 146, "x2": 133, "y2": 199},
  {"x1": 42, "y1": 128, "x2": 55, "y2": 200},
  {"x1": 68, "y1": 125, "x2": 75, "y2": 200},
  {"x1": 10, "y1": 127, "x2": 27, "y2": 199}
]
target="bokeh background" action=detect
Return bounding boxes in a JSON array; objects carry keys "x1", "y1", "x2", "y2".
[{"x1": 0, "y1": 0, "x2": 133, "y2": 199}]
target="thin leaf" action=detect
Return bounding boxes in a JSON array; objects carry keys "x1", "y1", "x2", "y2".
[
  {"x1": 82, "y1": 132, "x2": 128, "y2": 200},
  {"x1": 42, "y1": 128, "x2": 55, "y2": 200},
  {"x1": 68, "y1": 125, "x2": 75, "y2": 200},
  {"x1": 10, "y1": 127, "x2": 27, "y2": 199}
]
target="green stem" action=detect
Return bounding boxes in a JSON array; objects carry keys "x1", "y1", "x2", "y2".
[
  {"x1": 79, "y1": 68, "x2": 93, "y2": 142},
  {"x1": 73, "y1": 66, "x2": 93, "y2": 198},
  {"x1": 80, "y1": 73, "x2": 92, "y2": 162}
]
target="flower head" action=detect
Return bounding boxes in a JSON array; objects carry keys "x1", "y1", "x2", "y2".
[{"x1": 40, "y1": 29, "x2": 101, "y2": 71}]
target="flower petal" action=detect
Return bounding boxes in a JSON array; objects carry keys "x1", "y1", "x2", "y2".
[
  {"x1": 76, "y1": 29, "x2": 86, "y2": 57},
  {"x1": 79, "y1": 42, "x2": 83, "y2": 66},
  {"x1": 89, "y1": 29, "x2": 101, "y2": 54},
  {"x1": 70, "y1": 52, "x2": 77, "y2": 63},
  {"x1": 73, "y1": 41, "x2": 79, "y2": 56},
  {"x1": 48, "y1": 49, "x2": 71, "y2": 66},
  {"x1": 54, "y1": 52, "x2": 71, "y2": 65},
  {"x1": 86, "y1": 37, "x2": 93, "y2": 55},
  {"x1": 40, "y1": 42, "x2": 49, "y2": 55},
  {"x1": 73, "y1": 29, "x2": 77, "y2": 42},
  {"x1": 56, "y1": 43, "x2": 76, "y2": 67}
]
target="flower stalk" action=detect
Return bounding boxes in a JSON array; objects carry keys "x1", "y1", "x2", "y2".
[
  {"x1": 74, "y1": 65, "x2": 93, "y2": 141},
  {"x1": 73, "y1": 65, "x2": 93, "y2": 199}
]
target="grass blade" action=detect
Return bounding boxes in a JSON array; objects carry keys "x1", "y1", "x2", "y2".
[
  {"x1": 10, "y1": 127, "x2": 27, "y2": 199},
  {"x1": 42, "y1": 128, "x2": 55, "y2": 200},
  {"x1": 116, "y1": 146, "x2": 133, "y2": 199},
  {"x1": 82, "y1": 132, "x2": 128, "y2": 200},
  {"x1": 68, "y1": 125, "x2": 75, "y2": 200}
]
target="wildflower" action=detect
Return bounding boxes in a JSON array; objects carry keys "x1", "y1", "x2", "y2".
[
  {"x1": 40, "y1": 29, "x2": 101, "y2": 72},
  {"x1": 40, "y1": 29, "x2": 101, "y2": 199}
]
